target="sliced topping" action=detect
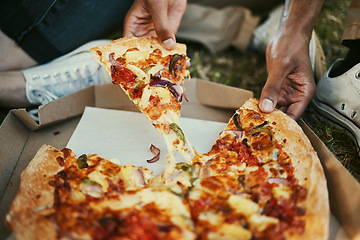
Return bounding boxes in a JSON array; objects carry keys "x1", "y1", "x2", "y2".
[
  {"x1": 175, "y1": 162, "x2": 194, "y2": 174},
  {"x1": 232, "y1": 113, "x2": 244, "y2": 131},
  {"x1": 169, "y1": 54, "x2": 182, "y2": 76},
  {"x1": 149, "y1": 77, "x2": 185, "y2": 102},
  {"x1": 110, "y1": 53, "x2": 135, "y2": 86},
  {"x1": 143, "y1": 65, "x2": 155, "y2": 73},
  {"x1": 134, "y1": 80, "x2": 145, "y2": 91},
  {"x1": 268, "y1": 177, "x2": 290, "y2": 186},
  {"x1": 109, "y1": 52, "x2": 123, "y2": 68},
  {"x1": 126, "y1": 64, "x2": 149, "y2": 82},
  {"x1": 169, "y1": 123, "x2": 186, "y2": 144},
  {"x1": 124, "y1": 50, "x2": 149, "y2": 62},
  {"x1": 248, "y1": 121, "x2": 273, "y2": 142},
  {"x1": 80, "y1": 178, "x2": 103, "y2": 198},
  {"x1": 82, "y1": 178, "x2": 99, "y2": 185},
  {"x1": 147, "y1": 144, "x2": 161, "y2": 163},
  {"x1": 119, "y1": 164, "x2": 148, "y2": 190},
  {"x1": 146, "y1": 64, "x2": 165, "y2": 76},
  {"x1": 77, "y1": 154, "x2": 88, "y2": 169}
]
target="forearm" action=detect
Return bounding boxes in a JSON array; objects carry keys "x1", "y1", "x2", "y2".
[{"x1": 280, "y1": 0, "x2": 324, "y2": 40}]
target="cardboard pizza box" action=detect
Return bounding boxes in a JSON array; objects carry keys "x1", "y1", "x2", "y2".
[{"x1": 0, "y1": 79, "x2": 359, "y2": 239}]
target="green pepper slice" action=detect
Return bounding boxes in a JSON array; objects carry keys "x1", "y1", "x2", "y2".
[
  {"x1": 169, "y1": 123, "x2": 185, "y2": 144},
  {"x1": 77, "y1": 154, "x2": 88, "y2": 169}
]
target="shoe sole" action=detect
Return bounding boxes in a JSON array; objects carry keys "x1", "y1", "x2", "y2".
[{"x1": 312, "y1": 98, "x2": 360, "y2": 154}]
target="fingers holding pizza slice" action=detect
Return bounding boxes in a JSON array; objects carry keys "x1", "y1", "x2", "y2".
[{"x1": 91, "y1": 37, "x2": 195, "y2": 168}]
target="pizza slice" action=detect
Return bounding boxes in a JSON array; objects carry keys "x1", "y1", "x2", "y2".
[
  {"x1": 188, "y1": 98, "x2": 329, "y2": 240},
  {"x1": 5, "y1": 145, "x2": 196, "y2": 240},
  {"x1": 90, "y1": 37, "x2": 195, "y2": 169}
]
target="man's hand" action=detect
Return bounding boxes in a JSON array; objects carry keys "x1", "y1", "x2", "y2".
[
  {"x1": 123, "y1": 0, "x2": 187, "y2": 50},
  {"x1": 259, "y1": 0, "x2": 324, "y2": 120},
  {"x1": 259, "y1": 30, "x2": 316, "y2": 120}
]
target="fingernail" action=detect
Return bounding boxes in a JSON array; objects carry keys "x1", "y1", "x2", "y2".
[
  {"x1": 162, "y1": 38, "x2": 175, "y2": 50},
  {"x1": 260, "y1": 99, "x2": 274, "y2": 112}
]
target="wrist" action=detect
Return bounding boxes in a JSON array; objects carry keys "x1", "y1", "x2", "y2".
[{"x1": 279, "y1": 0, "x2": 324, "y2": 41}]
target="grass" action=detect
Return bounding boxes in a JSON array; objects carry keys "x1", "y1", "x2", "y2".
[{"x1": 186, "y1": 0, "x2": 360, "y2": 182}]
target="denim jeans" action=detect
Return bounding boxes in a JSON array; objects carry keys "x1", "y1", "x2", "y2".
[{"x1": 0, "y1": 0, "x2": 133, "y2": 64}]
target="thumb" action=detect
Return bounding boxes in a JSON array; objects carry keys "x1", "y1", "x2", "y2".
[
  {"x1": 259, "y1": 74, "x2": 284, "y2": 114},
  {"x1": 147, "y1": 0, "x2": 176, "y2": 50}
]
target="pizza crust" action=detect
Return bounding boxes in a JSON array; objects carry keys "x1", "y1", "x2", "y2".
[
  {"x1": 5, "y1": 145, "x2": 67, "y2": 240},
  {"x1": 90, "y1": 36, "x2": 187, "y2": 73},
  {"x1": 241, "y1": 98, "x2": 329, "y2": 240}
]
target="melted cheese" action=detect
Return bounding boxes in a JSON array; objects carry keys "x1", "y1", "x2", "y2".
[
  {"x1": 119, "y1": 164, "x2": 148, "y2": 190},
  {"x1": 248, "y1": 214, "x2": 279, "y2": 232},
  {"x1": 146, "y1": 63, "x2": 164, "y2": 76},
  {"x1": 125, "y1": 50, "x2": 149, "y2": 62},
  {"x1": 272, "y1": 186, "x2": 291, "y2": 199},
  {"x1": 227, "y1": 195, "x2": 259, "y2": 216}
]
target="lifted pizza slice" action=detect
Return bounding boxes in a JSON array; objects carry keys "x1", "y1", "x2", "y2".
[{"x1": 91, "y1": 37, "x2": 195, "y2": 170}]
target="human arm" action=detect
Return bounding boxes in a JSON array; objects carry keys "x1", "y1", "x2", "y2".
[
  {"x1": 259, "y1": 0, "x2": 324, "y2": 119},
  {"x1": 123, "y1": 0, "x2": 187, "y2": 50}
]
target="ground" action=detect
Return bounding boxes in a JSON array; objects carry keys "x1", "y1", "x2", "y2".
[{"x1": 0, "y1": 0, "x2": 358, "y2": 181}]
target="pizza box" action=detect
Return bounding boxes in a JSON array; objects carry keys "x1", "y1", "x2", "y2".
[{"x1": 0, "y1": 78, "x2": 359, "y2": 239}]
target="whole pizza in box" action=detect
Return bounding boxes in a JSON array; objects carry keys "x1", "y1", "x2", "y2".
[{"x1": 5, "y1": 37, "x2": 329, "y2": 240}]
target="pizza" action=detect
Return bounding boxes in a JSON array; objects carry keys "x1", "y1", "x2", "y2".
[
  {"x1": 5, "y1": 37, "x2": 329, "y2": 239},
  {"x1": 5, "y1": 145, "x2": 196, "y2": 240},
  {"x1": 5, "y1": 98, "x2": 329, "y2": 239},
  {"x1": 90, "y1": 37, "x2": 196, "y2": 168},
  {"x1": 187, "y1": 98, "x2": 329, "y2": 239}
]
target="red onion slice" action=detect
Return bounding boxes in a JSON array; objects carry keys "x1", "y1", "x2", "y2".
[
  {"x1": 109, "y1": 52, "x2": 122, "y2": 67},
  {"x1": 223, "y1": 130, "x2": 243, "y2": 139},
  {"x1": 268, "y1": 177, "x2": 289, "y2": 185},
  {"x1": 202, "y1": 159, "x2": 215, "y2": 178},
  {"x1": 147, "y1": 144, "x2": 160, "y2": 163},
  {"x1": 149, "y1": 77, "x2": 186, "y2": 102},
  {"x1": 136, "y1": 169, "x2": 146, "y2": 186}
]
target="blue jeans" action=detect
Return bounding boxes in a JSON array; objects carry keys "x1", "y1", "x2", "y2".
[{"x1": 0, "y1": 0, "x2": 134, "y2": 64}]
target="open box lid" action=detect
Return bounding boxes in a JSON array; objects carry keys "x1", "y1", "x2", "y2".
[{"x1": 0, "y1": 79, "x2": 359, "y2": 239}]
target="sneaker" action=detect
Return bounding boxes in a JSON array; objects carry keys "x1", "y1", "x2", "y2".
[
  {"x1": 23, "y1": 40, "x2": 112, "y2": 106},
  {"x1": 312, "y1": 59, "x2": 360, "y2": 150},
  {"x1": 249, "y1": 4, "x2": 326, "y2": 81}
]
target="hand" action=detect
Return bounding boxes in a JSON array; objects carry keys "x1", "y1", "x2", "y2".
[
  {"x1": 123, "y1": 0, "x2": 187, "y2": 50},
  {"x1": 259, "y1": 30, "x2": 316, "y2": 120}
]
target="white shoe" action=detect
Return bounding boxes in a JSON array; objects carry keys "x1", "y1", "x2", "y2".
[
  {"x1": 23, "y1": 40, "x2": 112, "y2": 106},
  {"x1": 313, "y1": 59, "x2": 360, "y2": 151}
]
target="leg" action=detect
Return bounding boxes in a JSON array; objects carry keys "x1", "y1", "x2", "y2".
[
  {"x1": 0, "y1": 0, "x2": 133, "y2": 108},
  {"x1": 0, "y1": 71, "x2": 31, "y2": 108},
  {"x1": 0, "y1": 0, "x2": 133, "y2": 65},
  {"x1": 0, "y1": 30, "x2": 37, "y2": 71}
]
